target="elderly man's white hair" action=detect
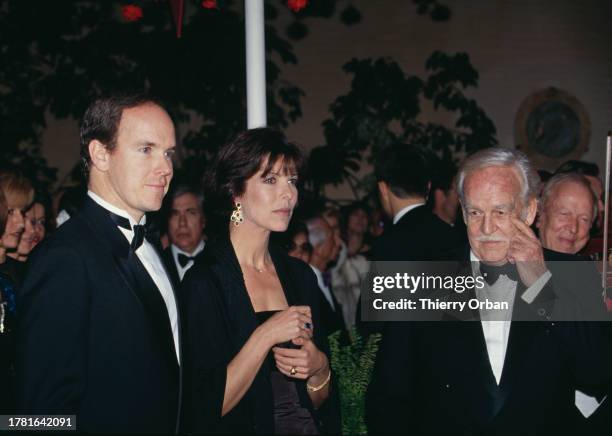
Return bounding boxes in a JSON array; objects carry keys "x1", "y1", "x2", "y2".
[
  {"x1": 305, "y1": 217, "x2": 328, "y2": 248},
  {"x1": 456, "y1": 147, "x2": 540, "y2": 209}
]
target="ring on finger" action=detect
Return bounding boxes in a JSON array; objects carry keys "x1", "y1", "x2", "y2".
[
  {"x1": 304, "y1": 322, "x2": 312, "y2": 330},
  {"x1": 290, "y1": 366, "x2": 297, "y2": 376}
]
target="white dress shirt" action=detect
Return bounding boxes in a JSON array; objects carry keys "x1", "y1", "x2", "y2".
[
  {"x1": 171, "y1": 240, "x2": 205, "y2": 281},
  {"x1": 470, "y1": 250, "x2": 550, "y2": 384},
  {"x1": 88, "y1": 191, "x2": 180, "y2": 364},
  {"x1": 392, "y1": 202, "x2": 426, "y2": 225}
]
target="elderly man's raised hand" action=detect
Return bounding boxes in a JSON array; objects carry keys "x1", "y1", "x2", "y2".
[{"x1": 507, "y1": 217, "x2": 547, "y2": 287}]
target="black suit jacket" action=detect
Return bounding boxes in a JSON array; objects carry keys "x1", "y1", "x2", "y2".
[
  {"x1": 16, "y1": 197, "x2": 181, "y2": 434},
  {"x1": 366, "y1": 248, "x2": 612, "y2": 435},
  {"x1": 358, "y1": 206, "x2": 460, "y2": 332},
  {"x1": 369, "y1": 205, "x2": 460, "y2": 261},
  {"x1": 316, "y1": 279, "x2": 346, "y2": 337},
  {"x1": 180, "y1": 237, "x2": 340, "y2": 434}
]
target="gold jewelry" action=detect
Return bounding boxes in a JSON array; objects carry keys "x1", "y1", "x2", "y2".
[
  {"x1": 290, "y1": 366, "x2": 297, "y2": 376},
  {"x1": 306, "y1": 369, "x2": 331, "y2": 392},
  {"x1": 230, "y1": 202, "x2": 244, "y2": 226}
]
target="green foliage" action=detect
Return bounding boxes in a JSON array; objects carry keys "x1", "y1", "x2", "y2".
[
  {"x1": 0, "y1": 0, "x2": 307, "y2": 188},
  {"x1": 310, "y1": 51, "x2": 497, "y2": 198},
  {"x1": 328, "y1": 328, "x2": 382, "y2": 435}
]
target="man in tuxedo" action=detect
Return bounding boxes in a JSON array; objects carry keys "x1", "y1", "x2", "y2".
[
  {"x1": 367, "y1": 148, "x2": 611, "y2": 434},
  {"x1": 16, "y1": 95, "x2": 181, "y2": 434},
  {"x1": 358, "y1": 145, "x2": 459, "y2": 332},
  {"x1": 163, "y1": 186, "x2": 206, "y2": 284},
  {"x1": 537, "y1": 171, "x2": 611, "y2": 434},
  {"x1": 370, "y1": 144, "x2": 460, "y2": 261},
  {"x1": 306, "y1": 215, "x2": 346, "y2": 337}
]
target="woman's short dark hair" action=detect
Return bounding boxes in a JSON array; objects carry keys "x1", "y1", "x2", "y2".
[{"x1": 205, "y1": 128, "x2": 304, "y2": 221}]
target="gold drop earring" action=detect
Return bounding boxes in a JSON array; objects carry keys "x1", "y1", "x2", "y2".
[{"x1": 230, "y1": 202, "x2": 244, "y2": 226}]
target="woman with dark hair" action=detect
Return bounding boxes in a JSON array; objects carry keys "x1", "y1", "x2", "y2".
[
  {"x1": 341, "y1": 202, "x2": 371, "y2": 256},
  {"x1": 9, "y1": 191, "x2": 52, "y2": 262},
  {"x1": 182, "y1": 128, "x2": 332, "y2": 434}
]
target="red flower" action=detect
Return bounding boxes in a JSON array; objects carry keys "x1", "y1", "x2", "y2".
[
  {"x1": 201, "y1": 0, "x2": 217, "y2": 9},
  {"x1": 121, "y1": 5, "x2": 143, "y2": 22},
  {"x1": 287, "y1": 0, "x2": 308, "y2": 13}
]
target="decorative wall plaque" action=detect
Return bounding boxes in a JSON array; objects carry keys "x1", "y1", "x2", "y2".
[{"x1": 514, "y1": 87, "x2": 590, "y2": 170}]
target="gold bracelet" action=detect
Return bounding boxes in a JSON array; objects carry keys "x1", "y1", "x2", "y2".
[{"x1": 306, "y1": 369, "x2": 331, "y2": 392}]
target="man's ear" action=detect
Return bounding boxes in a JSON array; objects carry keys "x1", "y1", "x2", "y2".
[
  {"x1": 89, "y1": 140, "x2": 111, "y2": 172},
  {"x1": 524, "y1": 197, "x2": 538, "y2": 226},
  {"x1": 377, "y1": 181, "x2": 388, "y2": 201}
]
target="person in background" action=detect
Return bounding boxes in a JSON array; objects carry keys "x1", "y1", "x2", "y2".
[
  {"x1": 0, "y1": 170, "x2": 34, "y2": 288},
  {"x1": 306, "y1": 215, "x2": 346, "y2": 337},
  {"x1": 8, "y1": 192, "x2": 52, "y2": 262},
  {"x1": 537, "y1": 171, "x2": 611, "y2": 434},
  {"x1": 273, "y1": 220, "x2": 312, "y2": 265},
  {"x1": 329, "y1": 202, "x2": 371, "y2": 328},
  {"x1": 341, "y1": 202, "x2": 371, "y2": 257},
  {"x1": 555, "y1": 160, "x2": 604, "y2": 236},
  {"x1": 162, "y1": 185, "x2": 206, "y2": 284},
  {"x1": 537, "y1": 172, "x2": 597, "y2": 256}
]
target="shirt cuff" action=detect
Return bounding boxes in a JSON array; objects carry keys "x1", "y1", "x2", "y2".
[{"x1": 520, "y1": 270, "x2": 552, "y2": 304}]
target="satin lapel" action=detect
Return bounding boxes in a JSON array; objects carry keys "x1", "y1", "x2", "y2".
[{"x1": 81, "y1": 198, "x2": 179, "y2": 370}]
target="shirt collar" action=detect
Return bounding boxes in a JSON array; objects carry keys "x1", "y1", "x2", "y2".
[
  {"x1": 393, "y1": 202, "x2": 425, "y2": 225},
  {"x1": 88, "y1": 190, "x2": 146, "y2": 228},
  {"x1": 171, "y1": 240, "x2": 205, "y2": 261}
]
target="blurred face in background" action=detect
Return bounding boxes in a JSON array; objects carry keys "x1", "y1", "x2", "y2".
[
  {"x1": 537, "y1": 181, "x2": 594, "y2": 254},
  {"x1": 1, "y1": 191, "x2": 30, "y2": 250},
  {"x1": 167, "y1": 193, "x2": 205, "y2": 254},
  {"x1": 348, "y1": 208, "x2": 369, "y2": 236},
  {"x1": 16, "y1": 202, "x2": 46, "y2": 256},
  {"x1": 288, "y1": 231, "x2": 311, "y2": 264}
]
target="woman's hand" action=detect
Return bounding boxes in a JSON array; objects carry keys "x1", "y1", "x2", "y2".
[
  {"x1": 258, "y1": 305, "x2": 312, "y2": 348},
  {"x1": 272, "y1": 338, "x2": 329, "y2": 381}
]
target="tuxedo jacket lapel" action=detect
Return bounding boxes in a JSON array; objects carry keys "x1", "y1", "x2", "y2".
[{"x1": 81, "y1": 198, "x2": 179, "y2": 370}]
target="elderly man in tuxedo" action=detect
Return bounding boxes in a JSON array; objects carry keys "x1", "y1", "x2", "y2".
[
  {"x1": 16, "y1": 95, "x2": 181, "y2": 434},
  {"x1": 163, "y1": 185, "x2": 206, "y2": 284},
  {"x1": 367, "y1": 148, "x2": 611, "y2": 435}
]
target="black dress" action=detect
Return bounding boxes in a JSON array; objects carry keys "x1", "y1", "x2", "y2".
[
  {"x1": 255, "y1": 311, "x2": 318, "y2": 434},
  {"x1": 181, "y1": 237, "x2": 338, "y2": 434}
]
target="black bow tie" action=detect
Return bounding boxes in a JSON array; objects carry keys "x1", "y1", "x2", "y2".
[
  {"x1": 480, "y1": 262, "x2": 518, "y2": 286},
  {"x1": 177, "y1": 253, "x2": 196, "y2": 268},
  {"x1": 107, "y1": 211, "x2": 155, "y2": 251}
]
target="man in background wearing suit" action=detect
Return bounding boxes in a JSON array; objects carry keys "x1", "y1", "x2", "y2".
[
  {"x1": 367, "y1": 147, "x2": 611, "y2": 435},
  {"x1": 17, "y1": 95, "x2": 182, "y2": 434},
  {"x1": 163, "y1": 185, "x2": 206, "y2": 284},
  {"x1": 306, "y1": 215, "x2": 346, "y2": 337},
  {"x1": 370, "y1": 144, "x2": 460, "y2": 261}
]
